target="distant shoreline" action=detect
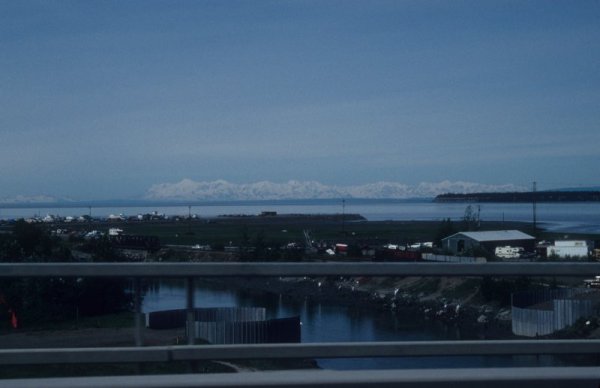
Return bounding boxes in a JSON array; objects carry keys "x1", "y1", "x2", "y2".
[{"x1": 3, "y1": 191, "x2": 600, "y2": 209}]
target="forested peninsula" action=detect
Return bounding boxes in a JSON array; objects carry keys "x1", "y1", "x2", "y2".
[{"x1": 434, "y1": 191, "x2": 600, "y2": 203}]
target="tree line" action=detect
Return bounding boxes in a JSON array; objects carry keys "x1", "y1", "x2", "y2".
[
  {"x1": 0, "y1": 220, "x2": 130, "y2": 330},
  {"x1": 435, "y1": 191, "x2": 600, "y2": 203}
]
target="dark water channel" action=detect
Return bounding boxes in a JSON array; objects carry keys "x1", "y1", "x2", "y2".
[{"x1": 142, "y1": 279, "x2": 596, "y2": 370}]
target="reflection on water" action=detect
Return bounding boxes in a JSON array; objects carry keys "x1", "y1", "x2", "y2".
[{"x1": 141, "y1": 279, "x2": 596, "y2": 370}]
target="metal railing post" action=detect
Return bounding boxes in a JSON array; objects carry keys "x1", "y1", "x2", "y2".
[
  {"x1": 133, "y1": 278, "x2": 143, "y2": 347},
  {"x1": 186, "y1": 277, "x2": 195, "y2": 345}
]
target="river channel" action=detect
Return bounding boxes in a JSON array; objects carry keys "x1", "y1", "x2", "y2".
[{"x1": 141, "y1": 279, "x2": 593, "y2": 370}]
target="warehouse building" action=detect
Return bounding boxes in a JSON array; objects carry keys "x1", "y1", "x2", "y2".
[{"x1": 442, "y1": 230, "x2": 535, "y2": 255}]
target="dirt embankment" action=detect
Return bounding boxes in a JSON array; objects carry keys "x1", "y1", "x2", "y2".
[{"x1": 204, "y1": 275, "x2": 514, "y2": 339}]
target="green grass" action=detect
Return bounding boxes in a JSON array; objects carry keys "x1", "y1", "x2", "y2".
[
  {"x1": 441, "y1": 278, "x2": 480, "y2": 300},
  {"x1": 12, "y1": 311, "x2": 135, "y2": 332},
  {"x1": 0, "y1": 361, "x2": 235, "y2": 379},
  {"x1": 407, "y1": 278, "x2": 441, "y2": 295},
  {"x1": 66, "y1": 219, "x2": 554, "y2": 247}
]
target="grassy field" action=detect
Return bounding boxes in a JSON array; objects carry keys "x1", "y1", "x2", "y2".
[{"x1": 59, "y1": 217, "x2": 566, "y2": 248}]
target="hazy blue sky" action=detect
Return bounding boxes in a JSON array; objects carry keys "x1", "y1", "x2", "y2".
[{"x1": 2, "y1": 0, "x2": 599, "y2": 199}]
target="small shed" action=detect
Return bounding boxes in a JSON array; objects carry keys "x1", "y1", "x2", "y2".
[{"x1": 442, "y1": 230, "x2": 535, "y2": 255}]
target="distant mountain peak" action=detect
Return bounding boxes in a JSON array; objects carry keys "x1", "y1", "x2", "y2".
[{"x1": 0, "y1": 194, "x2": 64, "y2": 204}]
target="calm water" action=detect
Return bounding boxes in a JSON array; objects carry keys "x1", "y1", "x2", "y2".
[
  {"x1": 2, "y1": 200, "x2": 599, "y2": 233},
  {"x1": 142, "y1": 280, "x2": 587, "y2": 370}
]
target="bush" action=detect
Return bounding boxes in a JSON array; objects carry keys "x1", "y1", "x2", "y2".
[{"x1": 480, "y1": 276, "x2": 535, "y2": 306}]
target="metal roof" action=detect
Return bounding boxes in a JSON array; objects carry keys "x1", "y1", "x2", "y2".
[{"x1": 444, "y1": 230, "x2": 535, "y2": 242}]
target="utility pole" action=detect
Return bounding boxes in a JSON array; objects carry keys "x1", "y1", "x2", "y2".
[
  {"x1": 532, "y1": 181, "x2": 537, "y2": 234},
  {"x1": 187, "y1": 205, "x2": 193, "y2": 235},
  {"x1": 342, "y1": 198, "x2": 346, "y2": 236}
]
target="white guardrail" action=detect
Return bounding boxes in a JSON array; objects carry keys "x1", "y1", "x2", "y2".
[{"x1": 1, "y1": 262, "x2": 600, "y2": 387}]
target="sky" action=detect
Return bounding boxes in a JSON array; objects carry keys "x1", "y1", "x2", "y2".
[{"x1": 1, "y1": 0, "x2": 599, "y2": 200}]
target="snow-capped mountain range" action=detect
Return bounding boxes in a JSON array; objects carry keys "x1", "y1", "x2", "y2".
[{"x1": 144, "y1": 179, "x2": 526, "y2": 201}]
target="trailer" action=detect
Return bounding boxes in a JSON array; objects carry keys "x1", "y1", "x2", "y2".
[{"x1": 495, "y1": 246, "x2": 524, "y2": 259}]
